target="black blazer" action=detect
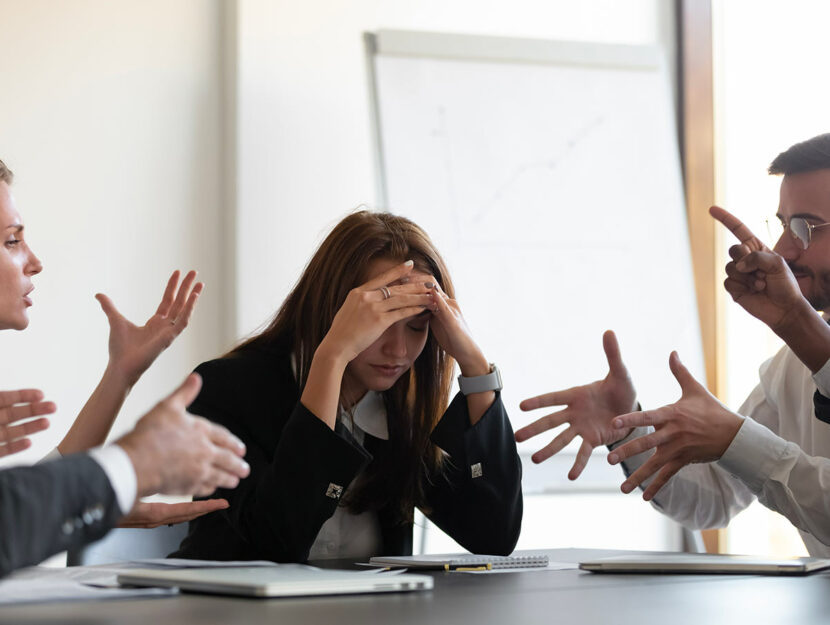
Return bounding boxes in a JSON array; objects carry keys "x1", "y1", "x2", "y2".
[
  {"x1": 173, "y1": 346, "x2": 523, "y2": 562},
  {"x1": 0, "y1": 453, "x2": 121, "y2": 577}
]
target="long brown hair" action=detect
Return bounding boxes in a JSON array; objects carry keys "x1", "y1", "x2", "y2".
[{"x1": 234, "y1": 210, "x2": 455, "y2": 522}]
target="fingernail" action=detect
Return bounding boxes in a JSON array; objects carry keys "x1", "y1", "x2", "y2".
[
  {"x1": 608, "y1": 453, "x2": 618, "y2": 464},
  {"x1": 736, "y1": 261, "x2": 746, "y2": 271},
  {"x1": 404, "y1": 260, "x2": 414, "y2": 267},
  {"x1": 400, "y1": 277, "x2": 409, "y2": 284},
  {"x1": 612, "y1": 418, "x2": 622, "y2": 428},
  {"x1": 643, "y1": 493, "x2": 652, "y2": 502},
  {"x1": 424, "y1": 281, "x2": 435, "y2": 289},
  {"x1": 621, "y1": 483, "x2": 632, "y2": 494}
]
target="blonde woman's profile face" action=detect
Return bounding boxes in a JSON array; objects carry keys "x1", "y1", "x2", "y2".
[
  {"x1": 344, "y1": 257, "x2": 433, "y2": 398},
  {"x1": 0, "y1": 182, "x2": 42, "y2": 330}
]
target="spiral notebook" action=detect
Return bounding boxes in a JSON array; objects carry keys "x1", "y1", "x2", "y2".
[{"x1": 368, "y1": 553, "x2": 549, "y2": 571}]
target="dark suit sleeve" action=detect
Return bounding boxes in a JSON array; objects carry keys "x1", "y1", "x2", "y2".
[
  {"x1": 813, "y1": 389, "x2": 830, "y2": 425},
  {"x1": 424, "y1": 392, "x2": 523, "y2": 556},
  {"x1": 187, "y1": 361, "x2": 372, "y2": 562},
  {"x1": 0, "y1": 454, "x2": 121, "y2": 578}
]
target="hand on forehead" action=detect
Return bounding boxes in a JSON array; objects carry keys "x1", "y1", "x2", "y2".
[
  {"x1": 365, "y1": 258, "x2": 436, "y2": 287},
  {"x1": 392, "y1": 269, "x2": 435, "y2": 286}
]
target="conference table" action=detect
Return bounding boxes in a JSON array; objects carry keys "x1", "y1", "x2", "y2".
[{"x1": 2, "y1": 548, "x2": 829, "y2": 624}]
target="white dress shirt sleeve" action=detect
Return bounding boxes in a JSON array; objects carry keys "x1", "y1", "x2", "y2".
[
  {"x1": 812, "y1": 357, "x2": 830, "y2": 398},
  {"x1": 717, "y1": 415, "x2": 830, "y2": 545},
  {"x1": 88, "y1": 445, "x2": 137, "y2": 516}
]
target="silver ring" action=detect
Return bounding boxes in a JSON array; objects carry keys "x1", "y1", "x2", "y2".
[{"x1": 378, "y1": 286, "x2": 391, "y2": 300}]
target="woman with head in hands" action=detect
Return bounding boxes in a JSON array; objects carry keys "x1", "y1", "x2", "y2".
[{"x1": 174, "y1": 210, "x2": 522, "y2": 562}]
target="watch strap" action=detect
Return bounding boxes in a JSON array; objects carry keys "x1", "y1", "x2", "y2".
[{"x1": 458, "y1": 363, "x2": 503, "y2": 395}]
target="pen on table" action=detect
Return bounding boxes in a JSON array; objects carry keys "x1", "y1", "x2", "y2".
[{"x1": 444, "y1": 564, "x2": 492, "y2": 572}]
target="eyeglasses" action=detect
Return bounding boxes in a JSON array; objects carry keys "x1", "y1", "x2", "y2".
[{"x1": 766, "y1": 216, "x2": 830, "y2": 250}]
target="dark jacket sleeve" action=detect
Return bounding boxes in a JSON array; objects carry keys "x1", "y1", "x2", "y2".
[
  {"x1": 183, "y1": 358, "x2": 372, "y2": 562},
  {"x1": 813, "y1": 389, "x2": 830, "y2": 425},
  {"x1": 0, "y1": 454, "x2": 121, "y2": 578},
  {"x1": 424, "y1": 391, "x2": 523, "y2": 556}
]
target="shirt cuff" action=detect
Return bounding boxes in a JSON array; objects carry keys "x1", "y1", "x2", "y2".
[
  {"x1": 38, "y1": 448, "x2": 62, "y2": 464},
  {"x1": 813, "y1": 357, "x2": 830, "y2": 398},
  {"x1": 717, "y1": 416, "x2": 787, "y2": 492},
  {"x1": 89, "y1": 445, "x2": 137, "y2": 516}
]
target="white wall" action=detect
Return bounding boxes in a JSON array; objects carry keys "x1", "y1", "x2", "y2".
[
  {"x1": 0, "y1": 0, "x2": 228, "y2": 464},
  {"x1": 233, "y1": 0, "x2": 676, "y2": 336}
]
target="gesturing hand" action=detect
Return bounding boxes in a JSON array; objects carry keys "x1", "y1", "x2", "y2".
[
  {"x1": 607, "y1": 351, "x2": 743, "y2": 501},
  {"x1": 118, "y1": 498, "x2": 229, "y2": 528},
  {"x1": 0, "y1": 389, "x2": 55, "y2": 457},
  {"x1": 116, "y1": 374, "x2": 250, "y2": 498},
  {"x1": 320, "y1": 261, "x2": 434, "y2": 363},
  {"x1": 98, "y1": 270, "x2": 204, "y2": 386},
  {"x1": 514, "y1": 330, "x2": 637, "y2": 480},
  {"x1": 710, "y1": 206, "x2": 805, "y2": 329}
]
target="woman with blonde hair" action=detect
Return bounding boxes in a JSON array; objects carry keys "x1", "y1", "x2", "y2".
[{"x1": 175, "y1": 210, "x2": 522, "y2": 561}]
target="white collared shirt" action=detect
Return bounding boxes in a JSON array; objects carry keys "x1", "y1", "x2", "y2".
[{"x1": 308, "y1": 391, "x2": 388, "y2": 560}]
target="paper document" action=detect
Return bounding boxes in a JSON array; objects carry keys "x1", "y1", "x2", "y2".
[{"x1": 0, "y1": 566, "x2": 175, "y2": 605}]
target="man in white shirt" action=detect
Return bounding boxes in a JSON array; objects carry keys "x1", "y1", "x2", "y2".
[{"x1": 516, "y1": 133, "x2": 830, "y2": 556}]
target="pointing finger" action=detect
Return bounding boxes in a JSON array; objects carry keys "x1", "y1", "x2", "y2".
[{"x1": 709, "y1": 205, "x2": 766, "y2": 248}]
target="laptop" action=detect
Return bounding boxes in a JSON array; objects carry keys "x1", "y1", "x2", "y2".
[
  {"x1": 117, "y1": 564, "x2": 433, "y2": 598},
  {"x1": 579, "y1": 553, "x2": 830, "y2": 576}
]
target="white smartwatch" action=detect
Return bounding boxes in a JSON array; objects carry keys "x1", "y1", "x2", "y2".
[{"x1": 458, "y1": 363, "x2": 503, "y2": 395}]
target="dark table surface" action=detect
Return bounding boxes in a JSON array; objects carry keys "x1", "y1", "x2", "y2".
[{"x1": 2, "y1": 548, "x2": 828, "y2": 625}]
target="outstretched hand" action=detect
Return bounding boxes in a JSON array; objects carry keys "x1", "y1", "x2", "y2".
[
  {"x1": 99, "y1": 270, "x2": 203, "y2": 386},
  {"x1": 117, "y1": 374, "x2": 249, "y2": 498},
  {"x1": 710, "y1": 206, "x2": 805, "y2": 329},
  {"x1": 607, "y1": 351, "x2": 743, "y2": 501},
  {"x1": 514, "y1": 331, "x2": 637, "y2": 480},
  {"x1": 118, "y1": 498, "x2": 229, "y2": 528},
  {"x1": 0, "y1": 389, "x2": 55, "y2": 457}
]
